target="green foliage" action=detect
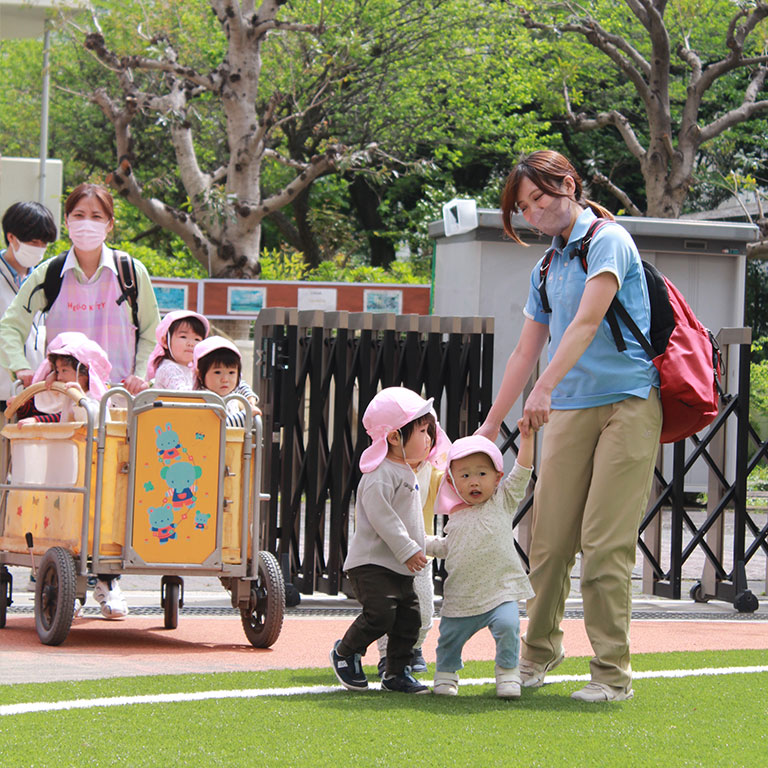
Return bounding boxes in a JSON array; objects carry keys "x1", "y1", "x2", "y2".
[
  {"x1": 750, "y1": 336, "x2": 768, "y2": 417},
  {"x1": 260, "y1": 248, "x2": 428, "y2": 283},
  {"x1": 259, "y1": 249, "x2": 310, "y2": 281}
]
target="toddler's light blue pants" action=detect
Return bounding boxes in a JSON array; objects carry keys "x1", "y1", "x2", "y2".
[{"x1": 436, "y1": 600, "x2": 520, "y2": 672}]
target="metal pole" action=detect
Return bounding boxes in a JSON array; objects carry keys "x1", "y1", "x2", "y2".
[{"x1": 38, "y1": 22, "x2": 51, "y2": 205}]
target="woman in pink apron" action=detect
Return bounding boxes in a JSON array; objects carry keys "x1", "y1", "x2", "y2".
[{"x1": 0, "y1": 183, "x2": 160, "y2": 396}]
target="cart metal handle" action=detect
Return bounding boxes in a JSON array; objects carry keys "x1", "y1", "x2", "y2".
[{"x1": 4, "y1": 381, "x2": 87, "y2": 421}]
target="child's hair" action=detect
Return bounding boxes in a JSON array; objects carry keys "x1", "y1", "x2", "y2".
[
  {"x1": 500, "y1": 150, "x2": 614, "y2": 244},
  {"x1": 48, "y1": 352, "x2": 89, "y2": 388},
  {"x1": 397, "y1": 411, "x2": 437, "y2": 449},
  {"x1": 195, "y1": 348, "x2": 242, "y2": 390},
  {"x1": 160, "y1": 316, "x2": 207, "y2": 363}
]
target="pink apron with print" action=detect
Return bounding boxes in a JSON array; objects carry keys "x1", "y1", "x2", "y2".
[{"x1": 45, "y1": 262, "x2": 136, "y2": 384}]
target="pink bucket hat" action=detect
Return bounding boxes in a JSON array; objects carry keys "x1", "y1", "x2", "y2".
[
  {"x1": 435, "y1": 435, "x2": 504, "y2": 515},
  {"x1": 359, "y1": 386, "x2": 451, "y2": 473},
  {"x1": 32, "y1": 331, "x2": 112, "y2": 400},
  {"x1": 192, "y1": 335, "x2": 241, "y2": 371},
  {"x1": 147, "y1": 310, "x2": 210, "y2": 378}
]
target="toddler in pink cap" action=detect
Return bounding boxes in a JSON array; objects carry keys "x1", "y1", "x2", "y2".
[
  {"x1": 19, "y1": 331, "x2": 112, "y2": 425},
  {"x1": 330, "y1": 386, "x2": 449, "y2": 695},
  {"x1": 192, "y1": 336, "x2": 260, "y2": 426},
  {"x1": 147, "y1": 310, "x2": 209, "y2": 390},
  {"x1": 427, "y1": 423, "x2": 534, "y2": 699}
]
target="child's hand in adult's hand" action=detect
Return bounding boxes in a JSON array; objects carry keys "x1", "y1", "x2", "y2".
[
  {"x1": 516, "y1": 418, "x2": 534, "y2": 469},
  {"x1": 405, "y1": 551, "x2": 428, "y2": 573}
]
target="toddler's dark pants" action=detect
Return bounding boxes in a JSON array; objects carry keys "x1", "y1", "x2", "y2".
[{"x1": 337, "y1": 564, "x2": 420, "y2": 676}]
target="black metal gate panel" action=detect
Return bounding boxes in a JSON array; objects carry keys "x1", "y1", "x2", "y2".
[{"x1": 253, "y1": 309, "x2": 494, "y2": 596}]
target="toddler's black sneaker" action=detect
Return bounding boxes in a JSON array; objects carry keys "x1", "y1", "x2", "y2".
[
  {"x1": 410, "y1": 648, "x2": 427, "y2": 673},
  {"x1": 381, "y1": 667, "x2": 430, "y2": 694},
  {"x1": 330, "y1": 640, "x2": 368, "y2": 691}
]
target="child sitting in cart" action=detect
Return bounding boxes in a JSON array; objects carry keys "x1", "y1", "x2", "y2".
[
  {"x1": 146, "y1": 309, "x2": 209, "y2": 390},
  {"x1": 14, "y1": 331, "x2": 128, "y2": 619},
  {"x1": 192, "y1": 336, "x2": 261, "y2": 426},
  {"x1": 17, "y1": 331, "x2": 112, "y2": 425}
]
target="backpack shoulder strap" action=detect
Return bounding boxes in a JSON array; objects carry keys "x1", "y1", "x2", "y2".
[
  {"x1": 24, "y1": 251, "x2": 68, "y2": 314},
  {"x1": 575, "y1": 218, "x2": 612, "y2": 271},
  {"x1": 575, "y1": 218, "x2": 656, "y2": 356},
  {"x1": 113, "y1": 250, "x2": 140, "y2": 349},
  {"x1": 537, "y1": 247, "x2": 557, "y2": 314}
]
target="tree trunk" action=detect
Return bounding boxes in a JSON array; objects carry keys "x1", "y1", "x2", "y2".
[
  {"x1": 291, "y1": 188, "x2": 322, "y2": 269},
  {"x1": 348, "y1": 176, "x2": 395, "y2": 269}
]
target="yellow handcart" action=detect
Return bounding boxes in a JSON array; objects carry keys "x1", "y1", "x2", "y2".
[{"x1": 0, "y1": 383, "x2": 285, "y2": 646}]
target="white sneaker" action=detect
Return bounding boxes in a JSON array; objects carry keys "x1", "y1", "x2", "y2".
[
  {"x1": 433, "y1": 671, "x2": 459, "y2": 696},
  {"x1": 495, "y1": 664, "x2": 521, "y2": 699},
  {"x1": 570, "y1": 681, "x2": 634, "y2": 702},
  {"x1": 519, "y1": 649, "x2": 565, "y2": 688},
  {"x1": 92, "y1": 579, "x2": 129, "y2": 620}
]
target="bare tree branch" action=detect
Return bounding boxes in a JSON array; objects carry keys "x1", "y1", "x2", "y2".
[
  {"x1": 567, "y1": 107, "x2": 647, "y2": 161},
  {"x1": 591, "y1": 171, "x2": 644, "y2": 216}
]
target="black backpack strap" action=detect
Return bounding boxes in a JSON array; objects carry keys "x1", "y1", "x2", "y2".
[
  {"x1": 574, "y1": 218, "x2": 654, "y2": 355},
  {"x1": 23, "y1": 251, "x2": 68, "y2": 314},
  {"x1": 609, "y1": 298, "x2": 656, "y2": 358},
  {"x1": 113, "y1": 250, "x2": 140, "y2": 350},
  {"x1": 537, "y1": 247, "x2": 557, "y2": 313}
]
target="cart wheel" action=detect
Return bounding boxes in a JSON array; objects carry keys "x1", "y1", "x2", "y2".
[
  {"x1": 161, "y1": 576, "x2": 183, "y2": 630},
  {"x1": 0, "y1": 566, "x2": 12, "y2": 629},
  {"x1": 689, "y1": 581, "x2": 709, "y2": 603},
  {"x1": 240, "y1": 551, "x2": 285, "y2": 648},
  {"x1": 34, "y1": 547, "x2": 76, "y2": 646},
  {"x1": 734, "y1": 590, "x2": 759, "y2": 614}
]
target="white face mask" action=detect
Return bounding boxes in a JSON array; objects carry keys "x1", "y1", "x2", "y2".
[
  {"x1": 12, "y1": 241, "x2": 47, "y2": 269},
  {"x1": 34, "y1": 389, "x2": 69, "y2": 414},
  {"x1": 67, "y1": 219, "x2": 109, "y2": 252}
]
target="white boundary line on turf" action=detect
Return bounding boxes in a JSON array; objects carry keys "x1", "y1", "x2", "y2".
[{"x1": 2, "y1": 665, "x2": 767, "y2": 717}]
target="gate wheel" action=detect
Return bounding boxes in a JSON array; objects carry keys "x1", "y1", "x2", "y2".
[
  {"x1": 240, "y1": 551, "x2": 285, "y2": 648},
  {"x1": 34, "y1": 547, "x2": 76, "y2": 646},
  {"x1": 689, "y1": 581, "x2": 709, "y2": 603},
  {"x1": 734, "y1": 590, "x2": 759, "y2": 614}
]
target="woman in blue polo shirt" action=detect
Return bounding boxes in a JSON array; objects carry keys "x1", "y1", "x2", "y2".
[{"x1": 477, "y1": 150, "x2": 661, "y2": 703}]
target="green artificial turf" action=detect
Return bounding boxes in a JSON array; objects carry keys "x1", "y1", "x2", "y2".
[{"x1": 1, "y1": 649, "x2": 766, "y2": 767}]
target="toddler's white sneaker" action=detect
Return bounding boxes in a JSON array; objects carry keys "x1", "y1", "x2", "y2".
[
  {"x1": 495, "y1": 664, "x2": 521, "y2": 699},
  {"x1": 433, "y1": 671, "x2": 459, "y2": 696}
]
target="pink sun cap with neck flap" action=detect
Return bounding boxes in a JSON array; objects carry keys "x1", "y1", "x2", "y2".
[
  {"x1": 435, "y1": 435, "x2": 504, "y2": 515},
  {"x1": 146, "y1": 310, "x2": 210, "y2": 379},
  {"x1": 32, "y1": 331, "x2": 112, "y2": 399},
  {"x1": 359, "y1": 386, "x2": 451, "y2": 473}
]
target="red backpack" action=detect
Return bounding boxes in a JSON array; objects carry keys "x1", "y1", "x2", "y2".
[{"x1": 538, "y1": 219, "x2": 723, "y2": 443}]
